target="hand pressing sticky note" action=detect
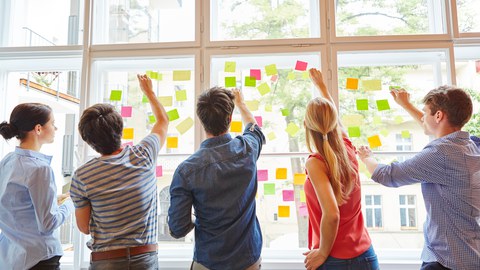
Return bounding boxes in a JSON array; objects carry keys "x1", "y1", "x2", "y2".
[
  {"x1": 122, "y1": 128, "x2": 134, "y2": 140},
  {"x1": 173, "y1": 70, "x2": 191, "y2": 81},
  {"x1": 356, "y1": 99, "x2": 369, "y2": 110},
  {"x1": 285, "y1": 122, "x2": 300, "y2": 137},
  {"x1": 362, "y1": 79, "x2": 382, "y2": 91},
  {"x1": 346, "y1": 78, "x2": 359, "y2": 90},
  {"x1": 244, "y1": 76, "x2": 256, "y2": 87},
  {"x1": 376, "y1": 99, "x2": 391, "y2": 111},
  {"x1": 250, "y1": 69, "x2": 261, "y2": 80},
  {"x1": 257, "y1": 82, "x2": 271, "y2": 96},
  {"x1": 158, "y1": 96, "x2": 173, "y2": 107},
  {"x1": 276, "y1": 168, "x2": 287, "y2": 179},
  {"x1": 176, "y1": 117, "x2": 194, "y2": 135},
  {"x1": 264, "y1": 183, "x2": 275, "y2": 195},
  {"x1": 150, "y1": 72, "x2": 160, "y2": 80},
  {"x1": 265, "y1": 64, "x2": 278, "y2": 76},
  {"x1": 121, "y1": 106, "x2": 132, "y2": 118},
  {"x1": 224, "y1": 61, "x2": 236, "y2": 73},
  {"x1": 295, "y1": 60, "x2": 308, "y2": 71},
  {"x1": 167, "y1": 137, "x2": 178, "y2": 149},
  {"x1": 257, "y1": 169, "x2": 268, "y2": 181},
  {"x1": 244, "y1": 100, "x2": 259, "y2": 111},
  {"x1": 225, "y1": 76, "x2": 236, "y2": 88},
  {"x1": 401, "y1": 130, "x2": 411, "y2": 139},
  {"x1": 167, "y1": 109, "x2": 180, "y2": 121},
  {"x1": 282, "y1": 190, "x2": 294, "y2": 201},
  {"x1": 278, "y1": 206, "x2": 290, "y2": 218},
  {"x1": 254, "y1": 116, "x2": 263, "y2": 127},
  {"x1": 109, "y1": 90, "x2": 122, "y2": 101},
  {"x1": 368, "y1": 135, "x2": 382, "y2": 149},
  {"x1": 230, "y1": 121, "x2": 242, "y2": 133},
  {"x1": 156, "y1": 166, "x2": 163, "y2": 177},
  {"x1": 348, "y1": 126, "x2": 361, "y2": 138},
  {"x1": 293, "y1": 173, "x2": 306, "y2": 185},
  {"x1": 175, "y1": 90, "x2": 187, "y2": 101}
]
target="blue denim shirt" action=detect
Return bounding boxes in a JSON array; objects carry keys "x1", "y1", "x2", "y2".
[{"x1": 168, "y1": 123, "x2": 265, "y2": 270}]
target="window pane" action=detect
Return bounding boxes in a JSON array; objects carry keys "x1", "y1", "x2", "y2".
[
  {"x1": 400, "y1": 208, "x2": 406, "y2": 226},
  {"x1": 399, "y1": 195, "x2": 405, "y2": 205},
  {"x1": 210, "y1": 0, "x2": 320, "y2": 41},
  {"x1": 373, "y1": 195, "x2": 381, "y2": 205},
  {"x1": 365, "y1": 195, "x2": 372, "y2": 205},
  {"x1": 0, "y1": 0, "x2": 83, "y2": 47},
  {"x1": 374, "y1": 208, "x2": 382, "y2": 227},
  {"x1": 335, "y1": 0, "x2": 446, "y2": 37},
  {"x1": 408, "y1": 208, "x2": 416, "y2": 227},
  {"x1": 366, "y1": 209, "x2": 373, "y2": 227},
  {"x1": 456, "y1": 0, "x2": 480, "y2": 33},
  {"x1": 92, "y1": 0, "x2": 195, "y2": 44},
  {"x1": 408, "y1": 195, "x2": 416, "y2": 205}
]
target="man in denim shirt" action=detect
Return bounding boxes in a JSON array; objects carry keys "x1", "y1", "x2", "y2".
[{"x1": 168, "y1": 87, "x2": 265, "y2": 270}]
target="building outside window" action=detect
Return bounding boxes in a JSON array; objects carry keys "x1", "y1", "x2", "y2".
[
  {"x1": 365, "y1": 195, "x2": 383, "y2": 229},
  {"x1": 400, "y1": 195, "x2": 417, "y2": 229}
]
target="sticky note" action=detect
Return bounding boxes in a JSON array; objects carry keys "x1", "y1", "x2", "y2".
[
  {"x1": 167, "y1": 109, "x2": 180, "y2": 121},
  {"x1": 109, "y1": 90, "x2": 122, "y2": 101},
  {"x1": 142, "y1": 95, "x2": 149, "y2": 103},
  {"x1": 348, "y1": 126, "x2": 361, "y2": 138},
  {"x1": 276, "y1": 168, "x2": 287, "y2": 179},
  {"x1": 271, "y1": 74, "x2": 278, "y2": 82},
  {"x1": 367, "y1": 135, "x2": 382, "y2": 149},
  {"x1": 257, "y1": 83, "x2": 271, "y2": 96},
  {"x1": 299, "y1": 203, "x2": 308, "y2": 216},
  {"x1": 302, "y1": 71, "x2": 309, "y2": 79},
  {"x1": 257, "y1": 169, "x2": 268, "y2": 181},
  {"x1": 346, "y1": 78, "x2": 359, "y2": 90},
  {"x1": 158, "y1": 96, "x2": 173, "y2": 107},
  {"x1": 264, "y1": 183, "x2": 275, "y2": 195},
  {"x1": 244, "y1": 100, "x2": 259, "y2": 111},
  {"x1": 376, "y1": 99, "x2": 390, "y2": 111},
  {"x1": 342, "y1": 114, "x2": 364, "y2": 126},
  {"x1": 224, "y1": 61, "x2": 236, "y2": 72},
  {"x1": 265, "y1": 64, "x2": 278, "y2": 76},
  {"x1": 356, "y1": 99, "x2": 369, "y2": 110},
  {"x1": 176, "y1": 117, "x2": 194, "y2": 135},
  {"x1": 380, "y1": 128, "x2": 390, "y2": 137},
  {"x1": 389, "y1": 85, "x2": 401, "y2": 91},
  {"x1": 283, "y1": 190, "x2": 294, "y2": 201},
  {"x1": 250, "y1": 69, "x2": 261, "y2": 80},
  {"x1": 156, "y1": 166, "x2": 163, "y2": 177},
  {"x1": 121, "y1": 106, "x2": 132, "y2": 117},
  {"x1": 373, "y1": 116, "x2": 382, "y2": 125},
  {"x1": 401, "y1": 130, "x2": 411, "y2": 139},
  {"x1": 394, "y1": 116, "x2": 404, "y2": 124},
  {"x1": 254, "y1": 116, "x2": 263, "y2": 127},
  {"x1": 150, "y1": 72, "x2": 160, "y2": 80},
  {"x1": 245, "y1": 76, "x2": 256, "y2": 87},
  {"x1": 294, "y1": 173, "x2": 306, "y2": 185},
  {"x1": 173, "y1": 70, "x2": 191, "y2": 81},
  {"x1": 281, "y1": 108, "x2": 290, "y2": 116},
  {"x1": 362, "y1": 79, "x2": 382, "y2": 91},
  {"x1": 278, "y1": 206, "x2": 290, "y2": 217},
  {"x1": 285, "y1": 122, "x2": 300, "y2": 137},
  {"x1": 287, "y1": 72, "x2": 296, "y2": 80},
  {"x1": 122, "y1": 128, "x2": 134, "y2": 140},
  {"x1": 295, "y1": 60, "x2": 308, "y2": 71},
  {"x1": 300, "y1": 190, "x2": 306, "y2": 203},
  {"x1": 230, "y1": 121, "x2": 242, "y2": 132},
  {"x1": 267, "y1": 132, "x2": 276, "y2": 141},
  {"x1": 148, "y1": 115, "x2": 156, "y2": 124},
  {"x1": 225, "y1": 76, "x2": 236, "y2": 88},
  {"x1": 265, "y1": 104, "x2": 272, "y2": 112},
  {"x1": 121, "y1": 141, "x2": 133, "y2": 147},
  {"x1": 146, "y1": 70, "x2": 153, "y2": 77},
  {"x1": 167, "y1": 137, "x2": 178, "y2": 148},
  {"x1": 175, "y1": 90, "x2": 187, "y2": 101}
]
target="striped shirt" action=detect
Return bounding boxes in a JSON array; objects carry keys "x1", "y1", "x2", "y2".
[
  {"x1": 372, "y1": 131, "x2": 480, "y2": 269},
  {"x1": 71, "y1": 134, "x2": 160, "y2": 252}
]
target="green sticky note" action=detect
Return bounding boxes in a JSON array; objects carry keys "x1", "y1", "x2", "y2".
[
  {"x1": 150, "y1": 71, "x2": 159, "y2": 80},
  {"x1": 148, "y1": 115, "x2": 156, "y2": 124},
  {"x1": 158, "y1": 96, "x2": 173, "y2": 106},
  {"x1": 167, "y1": 109, "x2": 180, "y2": 121},
  {"x1": 175, "y1": 90, "x2": 187, "y2": 101},
  {"x1": 285, "y1": 122, "x2": 300, "y2": 137},
  {"x1": 265, "y1": 64, "x2": 278, "y2": 76},
  {"x1": 244, "y1": 100, "x2": 260, "y2": 111},
  {"x1": 173, "y1": 70, "x2": 191, "y2": 81},
  {"x1": 376, "y1": 99, "x2": 391, "y2": 111},
  {"x1": 380, "y1": 128, "x2": 390, "y2": 137},
  {"x1": 394, "y1": 116, "x2": 404, "y2": 124},
  {"x1": 264, "y1": 183, "x2": 275, "y2": 195},
  {"x1": 109, "y1": 90, "x2": 122, "y2": 101},
  {"x1": 287, "y1": 72, "x2": 296, "y2": 80},
  {"x1": 265, "y1": 104, "x2": 272, "y2": 112},
  {"x1": 401, "y1": 130, "x2": 411, "y2": 139},
  {"x1": 225, "y1": 76, "x2": 236, "y2": 88},
  {"x1": 389, "y1": 85, "x2": 401, "y2": 90},
  {"x1": 302, "y1": 71, "x2": 309, "y2": 79},
  {"x1": 142, "y1": 95, "x2": 149, "y2": 103},
  {"x1": 362, "y1": 79, "x2": 382, "y2": 91},
  {"x1": 244, "y1": 76, "x2": 256, "y2": 87},
  {"x1": 176, "y1": 117, "x2": 194, "y2": 135},
  {"x1": 356, "y1": 99, "x2": 369, "y2": 110},
  {"x1": 348, "y1": 126, "x2": 361, "y2": 137},
  {"x1": 224, "y1": 61, "x2": 236, "y2": 72},
  {"x1": 373, "y1": 116, "x2": 382, "y2": 125},
  {"x1": 257, "y1": 82, "x2": 271, "y2": 96},
  {"x1": 146, "y1": 70, "x2": 153, "y2": 77},
  {"x1": 281, "y1": 108, "x2": 290, "y2": 117}
]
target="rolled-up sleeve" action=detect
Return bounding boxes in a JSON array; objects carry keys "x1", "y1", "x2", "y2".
[
  {"x1": 70, "y1": 173, "x2": 89, "y2": 209},
  {"x1": 168, "y1": 171, "x2": 194, "y2": 238},
  {"x1": 243, "y1": 123, "x2": 266, "y2": 159}
]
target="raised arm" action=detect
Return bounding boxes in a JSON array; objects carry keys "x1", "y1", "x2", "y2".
[
  {"x1": 232, "y1": 88, "x2": 256, "y2": 125},
  {"x1": 137, "y1": 74, "x2": 169, "y2": 145},
  {"x1": 390, "y1": 88, "x2": 423, "y2": 126}
]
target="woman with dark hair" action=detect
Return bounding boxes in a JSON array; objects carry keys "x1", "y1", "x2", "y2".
[{"x1": 0, "y1": 103, "x2": 74, "y2": 270}]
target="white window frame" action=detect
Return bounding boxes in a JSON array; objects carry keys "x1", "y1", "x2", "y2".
[{"x1": 399, "y1": 195, "x2": 418, "y2": 230}]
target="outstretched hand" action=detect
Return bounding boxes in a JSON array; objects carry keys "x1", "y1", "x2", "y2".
[
  {"x1": 303, "y1": 249, "x2": 327, "y2": 270},
  {"x1": 232, "y1": 88, "x2": 244, "y2": 107},
  {"x1": 309, "y1": 68, "x2": 326, "y2": 89},
  {"x1": 57, "y1": 192, "x2": 70, "y2": 205},
  {"x1": 357, "y1": 145, "x2": 374, "y2": 161},
  {"x1": 137, "y1": 74, "x2": 154, "y2": 95},
  {"x1": 390, "y1": 88, "x2": 411, "y2": 108}
]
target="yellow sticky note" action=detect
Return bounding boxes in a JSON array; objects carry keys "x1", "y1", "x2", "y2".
[
  {"x1": 380, "y1": 128, "x2": 390, "y2": 137},
  {"x1": 367, "y1": 135, "x2": 382, "y2": 149},
  {"x1": 244, "y1": 100, "x2": 260, "y2": 111},
  {"x1": 176, "y1": 117, "x2": 194, "y2": 135},
  {"x1": 230, "y1": 121, "x2": 242, "y2": 133},
  {"x1": 394, "y1": 116, "x2": 404, "y2": 124},
  {"x1": 158, "y1": 96, "x2": 173, "y2": 107},
  {"x1": 265, "y1": 104, "x2": 272, "y2": 112},
  {"x1": 293, "y1": 173, "x2": 306, "y2": 185},
  {"x1": 276, "y1": 168, "x2": 287, "y2": 179},
  {"x1": 300, "y1": 190, "x2": 306, "y2": 203},
  {"x1": 175, "y1": 90, "x2": 187, "y2": 101},
  {"x1": 167, "y1": 137, "x2": 178, "y2": 149},
  {"x1": 346, "y1": 78, "x2": 359, "y2": 90},
  {"x1": 267, "y1": 132, "x2": 276, "y2": 141},
  {"x1": 278, "y1": 205, "x2": 290, "y2": 217},
  {"x1": 265, "y1": 64, "x2": 278, "y2": 76},
  {"x1": 122, "y1": 128, "x2": 134, "y2": 140},
  {"x1": 362, "y1": 79, "x2": 382, "y2": 91},
  {"x1": 401, "y1": 130, "x2": 411, "y2": 139},
  {"x1": 342, "y1": 114, "x2": 364, "y2": 127},
  {"x1": 285, "y1": 122, "x2": 300, "y2": 137},
  {"x1": 287, "y1": 72, "x2": 296, "y2": 80},
  {"x1": 224, "y1": 61, "x2": 236, "y2": 72},
  {"x1": 173, "y1": 70, "x2": 191, "y2": 81}
]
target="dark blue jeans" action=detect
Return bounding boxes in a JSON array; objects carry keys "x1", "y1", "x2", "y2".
[
  {"x1": 89, "y1": 252, "x2": 159, "y2": 270},
  {"x1": 420, "y1": 262, "x2": 451, "y2": 270},
  {"x1": 29, "y1": 256, "x2": 61, "y2": 270},
  {"x1": 317, "y1": 245, "x2": 379, "y2": 270}
]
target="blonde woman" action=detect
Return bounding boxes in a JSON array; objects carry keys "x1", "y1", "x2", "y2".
[{"x1": 302, "y1": 68, "x2": 378, "y2": 270}]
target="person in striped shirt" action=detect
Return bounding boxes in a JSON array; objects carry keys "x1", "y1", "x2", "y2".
[{"x1": 70, "y1": 75, "x2": 168, "y2": 270}]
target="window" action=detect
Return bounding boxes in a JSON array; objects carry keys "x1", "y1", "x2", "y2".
[
  {"x1": 399, "y1": 195, "x2": 417, "y2": 229},
  {"x1": 365, "y1": 195, "x2": 383, "y2": 229},
  {"x1": 455, "y1": 0, "x2": 480, "y2": 34}
]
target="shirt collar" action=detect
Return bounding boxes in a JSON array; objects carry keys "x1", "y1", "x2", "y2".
[
  {"x1": 14, "y1": 147, "x2": 52, "y2": 165},
  {"x1": 200, "y1": 133, "x2": 233, "y2": 148},
  {"x1": 442, "y1": 130, "x2": 469, "y2": 140}
]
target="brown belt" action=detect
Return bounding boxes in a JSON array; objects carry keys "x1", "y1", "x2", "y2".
[{"x1": 91, "y1": 244, "x2": 157, "y2": 261}]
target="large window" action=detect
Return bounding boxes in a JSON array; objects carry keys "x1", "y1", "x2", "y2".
[
  {"x1": 365, "y1": 195, "x2": 383, "y2": 229},
  {"x1": 400, "y1": 195, "x2": 417, "y2": 229}
]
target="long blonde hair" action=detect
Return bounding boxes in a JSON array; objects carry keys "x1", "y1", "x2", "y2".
[{"x1": 304, "y1": 97, "x2": 357, "y2": 205}]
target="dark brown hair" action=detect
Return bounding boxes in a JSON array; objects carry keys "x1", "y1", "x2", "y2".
[
  {"x1": 422, "y1": 86, "x2": 473, "y2": 128},
  {"x1": 196, "y1": 86, "x2": 235, "y2": 136},
  {"x1": 78, "y1": 104, "x2": 123, "y2": 155},
  {"x1": 0, "y1": 103, "x2": 52, "y2": 141}
]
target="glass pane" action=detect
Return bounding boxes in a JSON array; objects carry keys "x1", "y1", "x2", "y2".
[
  {"x1": 408, "y1": 208, "x2": 416, "y2": 227},
  {"x1": 373, "y1": 195, "x2": 381, "y2": 205},
  {"x1": 335, "y1": 0, "x2": 446, "y2": 37},
  {"x1": 365, "y1": 195, "x2": 372, "y2": 205},
  {"x1": 456, "y1": 0, "x2": 480, "y2": 33},
  {"x1": 374, "y1": 208, "x2": 382, "y2": 227},
  {"x1": 1, "y1": 0, "x2": 83, "y2": 47},
  {"x1": 366, "y1": 209, "x2": 373, "y2": 227},
  {"x1": 399, "y1": 195, "x2": 405, "y2": 205},
  {"x1": 210, "y1": 53, "x2": 321, "y2": 153},
  {"x1": 210, "y1": 0, "x2": 320, "y2": 41},
  {"x1": 408, "y1": 195, "x2": 416, "y2": 205},
  {"x1": 400, "y1": 208, "x2": 406, "y2": 226},
  {"x1": 92, "y1": 0, "x2": 195, "y2": 44}
]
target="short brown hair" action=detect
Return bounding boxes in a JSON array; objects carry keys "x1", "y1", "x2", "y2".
[
  {"x1": 78, "y1": 104, "x2": 123, "y2": 155},
  {"x1": 422, "y1": 86, "x2": 473, "y2": 128},
  {"x1": 196, "y1": 86, "x2": 235, "y2": 136}
]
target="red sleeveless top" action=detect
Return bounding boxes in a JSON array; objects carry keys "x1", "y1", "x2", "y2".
[{"x1": 304, "y1": 137, "x2": 371, "y2": 259}]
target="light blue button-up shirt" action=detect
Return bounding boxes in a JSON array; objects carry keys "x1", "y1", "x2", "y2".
[
  {"x1": 0, "y1": 147, "x2": 74, "y2": 270},
  {"x1": 372, "y1": 131, "x2": 480, "y2": 269}
]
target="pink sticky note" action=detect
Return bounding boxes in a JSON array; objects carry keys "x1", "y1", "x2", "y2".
[
  {"x1": 250, "y1": 69, "x2": 261, "y2": 80},
  {"x1": 254, "y1": 116, "x2": 263, "y2": 127},
  {"x1": 299, "y1": 203, "x2": 308, "y2": 217},
  {"x1": 121, "y1": 106, "x2": 132, "y2": 117},
  {"x1": 282, "y1": 190, "x2": 294, "y2": 201},
  {"x1": 156, "y1": 166, "x2": 163, "y2": 177},
  {"x1": 271, "y1": 74, "x2": 278, "y2": 82},
  {"x1": 121, "y1": 141, "x2": 133, "y2": 147},
  {"x1": 257, "y1": 169, "x2": 268, "y2": 181},
  {"x1": 295, "y1": 60, "x2": 308, "y2": 71}
]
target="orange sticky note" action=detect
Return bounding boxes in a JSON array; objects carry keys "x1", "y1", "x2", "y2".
[
  {"x1": 293, "y1": 173, "x2": 306, "y2": 185},
  {"x1": 167, "y1": 137, "x2": 178, "y2": 149},
  {"x1": 278, "y1": 205, "x2": 290, "y2": 217},
  {"x1": 122, "y1": 128, "x2": 134, "y2": 140},
  {"x1": 346, "y1": 78, "x2": 359, "y2": 90},
  {"x1": 230, "y1": 121, "x2": 242, "y2": 132},
  {"x1": 276, "y1": 168, "x2": 287, "y2": 179},
  {"x1": 367, "y1": 135, "x2": 382, "y2": 149}
]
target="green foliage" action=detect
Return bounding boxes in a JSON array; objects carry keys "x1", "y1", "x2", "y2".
[{"x1": 464, "y1": 88, "x2": 480, "y2": 136}]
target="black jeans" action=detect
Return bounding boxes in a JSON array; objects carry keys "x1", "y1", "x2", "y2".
[
  {"x1": 30, "y1": 256, "x2": 61, "y2": 270},
  {"x1": 420, "y1": 261, "x2": 451, "y2": 270}
]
